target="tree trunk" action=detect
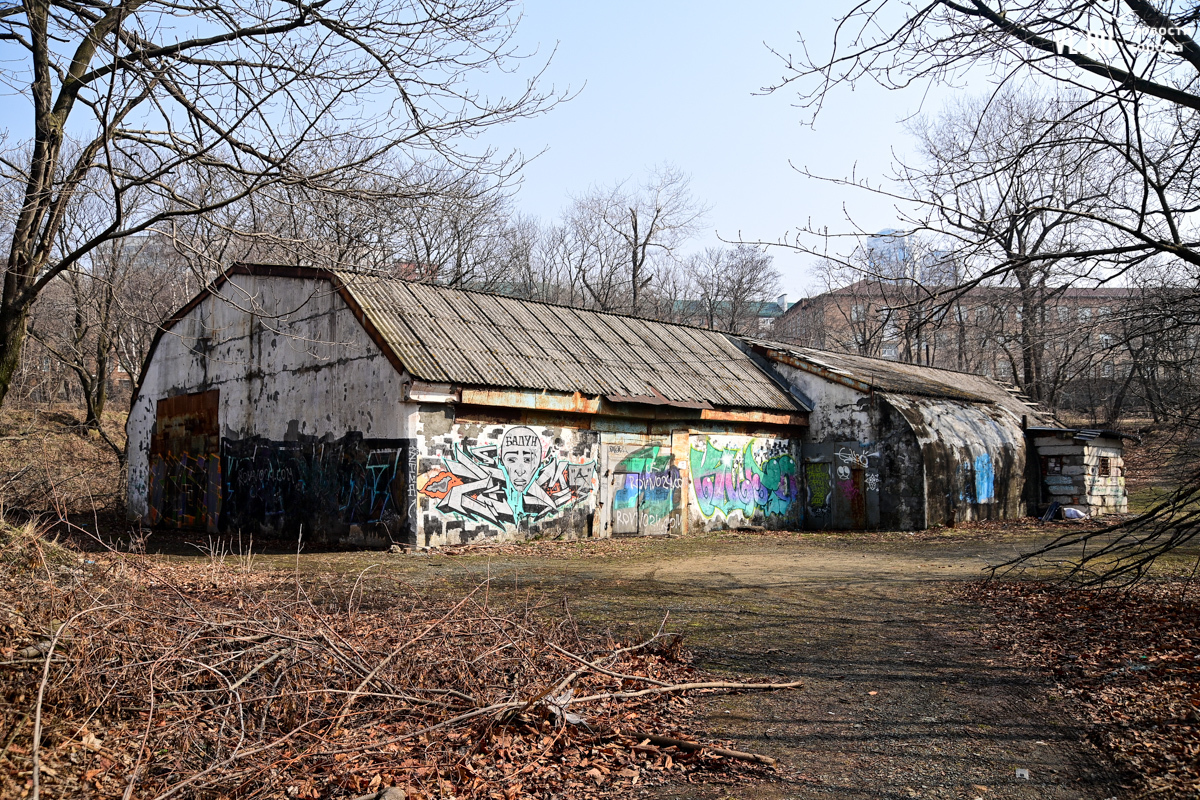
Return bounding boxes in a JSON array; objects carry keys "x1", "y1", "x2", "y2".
[{"x1": 0, "y1": 292, "x2": 31, "y2": 409}]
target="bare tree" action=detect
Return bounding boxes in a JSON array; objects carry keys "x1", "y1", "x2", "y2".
[
  {"x1": 685, "y1": 245, "x2": 781, "y2": 334},
  {"x1": 773, "y1": 0, "x2": 1200, "y2": 580},
  {"x1": 567, "y1": 166, "x2": 706, "y2": 316},
  {"x1": 0, "y1": 0, "x2": 556, "y2": 408}
]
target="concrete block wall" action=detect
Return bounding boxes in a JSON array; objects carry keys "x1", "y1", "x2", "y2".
[{"x1": 1033, "y1": 436, "x2": 1128, "y2": 516}]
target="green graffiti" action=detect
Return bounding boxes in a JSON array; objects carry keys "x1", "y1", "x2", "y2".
[
  {"x1": 805, "y1": 462, "x2": 832, "y2": 514},
  {"x1": 613, "y1": 445, "x2": 682, "y2": 521},
  {"x1": 689, "y1": 438, "x2": 799, "y2": 520}
]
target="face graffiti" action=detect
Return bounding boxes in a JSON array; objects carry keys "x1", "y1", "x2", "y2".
[
  {"x1": 418, "y1": 426, "x2": 596, "y2": 529},
  {"x1": 500, "y1": 427, "x2": 542, "y2": 491}
]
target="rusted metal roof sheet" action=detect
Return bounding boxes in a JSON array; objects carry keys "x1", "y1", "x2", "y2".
[
  {"x1": 336, "y1": 272, "x2": 801, "y2": 412},
  {"x1": 742, "y1": 337, "x2": 1055, "y2": 424}
]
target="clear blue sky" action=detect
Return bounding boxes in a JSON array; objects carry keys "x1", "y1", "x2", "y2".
[
  {"x1": 480, "y1": 1, "x2": 947, "y2": 300},
  {"x1": 0, "y1": 2, "x2": 951, "y2": 301}
]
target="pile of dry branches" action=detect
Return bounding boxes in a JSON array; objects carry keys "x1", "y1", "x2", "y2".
[{"x1": 0, "y1": 521, "x2": 798, "y2": 799}]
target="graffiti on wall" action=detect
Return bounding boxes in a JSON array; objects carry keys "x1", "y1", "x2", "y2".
[
  {"x1": 957, "y1": 452, "x2": 996, "y2": 503},
  {"x1": 418, "y1": 426, "x2": 596, "y2": 528},
  {"x1": 835, "y1": 446, "x2": 879, "y2": 469},
  {"x1": 611, "y1": 444, "x2": 683, "y2": 534},
  {"x1": 805, "y1": 462, "x2": 832, "y2": 516},
  {"x1": 956, "y1": 452, "x2": 996, "y2": 504},
  {"x1": 221, "y1": 435, "x2": 414, "y2": 532},
  {"x1": 975, "y1": 453, "x2": 995, "y2": 502},
  {"x1": 148, "y1": 450, "x2": 221, "y2": 529},
  {"x1": 690, "y1": 437, "x2": 799, "y2": 520},
  {"x1": 836, "y1": 445, "x2": 880, "y2": 500}
]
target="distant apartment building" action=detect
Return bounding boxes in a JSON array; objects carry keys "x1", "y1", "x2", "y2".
[
  {"x1": 673, "y1": 294, "x2": 792, "y2": 335},
  {"x1": 774, "y1": 280, "x2": 1189, "y2": 416}
]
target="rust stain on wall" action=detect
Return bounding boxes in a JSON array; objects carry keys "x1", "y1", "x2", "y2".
[{"x1": 148, "y1": 390, "x2": 221, "y2": 531}]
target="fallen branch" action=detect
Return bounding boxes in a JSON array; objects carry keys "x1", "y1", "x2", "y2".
[
  {"x1": 573, "y1": 678, "x2": 803, "y2": 704},
  {"x1": 622, "y1": 731, "x2": 779, "y2": 766},
  {"x1": 3, "y1": 529, "x2": 795, "y2": 800}
]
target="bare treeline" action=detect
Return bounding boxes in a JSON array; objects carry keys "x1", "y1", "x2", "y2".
[{"x1": 6, "y1": 159, "x2": 783, "y2": 421}]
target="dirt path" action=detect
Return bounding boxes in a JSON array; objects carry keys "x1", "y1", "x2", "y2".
[{"x1": 261, "y1": 530, "x2": 1129, "y2": 799}]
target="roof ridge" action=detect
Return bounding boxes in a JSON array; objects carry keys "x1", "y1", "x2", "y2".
[{"x1": 744, "y1": 336, "x2": 1006, "y2": 382}]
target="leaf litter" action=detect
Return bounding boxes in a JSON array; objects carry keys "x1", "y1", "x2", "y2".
[
  {"x1": 0, "y1": 519, "x2": 798, "y2": 799},
  {"x1": 965, "y1": 578, "x2": 1200, "y2": 797}
]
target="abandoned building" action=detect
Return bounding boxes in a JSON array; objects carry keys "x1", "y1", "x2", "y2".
[
  {"x1": 126, "y1": 264, "x2": 1128, "y2": 545},
  {"x1": 126, "y1": 265, "x2": 812, "y2": 547},
  {"x1": 1025, "y1": 426, "x2": 1133, "y2": 516},
  {"x1": 736, "y1": 340, "x2": 1056, "y2": 529}
]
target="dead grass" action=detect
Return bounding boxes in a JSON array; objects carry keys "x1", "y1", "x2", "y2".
[
  {"x1": 0, "y1": 406, "x2": 126, "y2": 519},
  {"x1": 0, "y1": 518, "x2": 797, "y2": 800}
]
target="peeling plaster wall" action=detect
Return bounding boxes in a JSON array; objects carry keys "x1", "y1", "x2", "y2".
[
  {"x1": 872, "y1": 396, "x2": 927, "y2": 530},
  {"x1": 127, "y1": 275, "x2": 415, "y2": 541},
  {"x1": 769, "y1": 362, "x2": 874, "y2": 443},
  {"x1": 768, "y1": 361, "x2": 894, "y2": 530}
]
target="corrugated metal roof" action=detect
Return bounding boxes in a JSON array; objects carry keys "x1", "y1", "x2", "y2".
[
  {"x1": 336, "y1": 271, "x2": 802, "y2": 412},
  {"x1": 742, "y1": 337, "x2": 1056, "y2": 424}
]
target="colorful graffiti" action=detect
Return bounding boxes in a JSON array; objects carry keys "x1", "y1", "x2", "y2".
[
  {"x1": 974, "y1": 453, "x2": 995, "y2": 502},
  {"x1": 418, "y1": 426, "x2": 596, "y2": 528},
  {"x1": 805, "y1": 462, "x2": 832, "y2": 516},
  {"x1": 221, "y1": 435, "x2": 414, "y2": 533},
  {"x1": 611, "y1": 444, "x2": 683, "y2": 534},
  {"x1": 690, "y1": 438, "x2": 799, "y2": 520}
]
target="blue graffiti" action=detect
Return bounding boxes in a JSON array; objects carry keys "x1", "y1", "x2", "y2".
[{"x1": 974, "y1": 453, "x2": 995, "y2": 502}]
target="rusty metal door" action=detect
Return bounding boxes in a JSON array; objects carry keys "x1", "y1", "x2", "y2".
[{"x1": 147, "y1": 390, "x2": 221, "y2": 531}]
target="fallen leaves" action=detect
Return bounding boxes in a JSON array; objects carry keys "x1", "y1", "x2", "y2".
[
  {"x1": 965, "y1": 578, "x2": 1200, "y2": 797},
  {"x1": 0, "y1": 525, "x2": 796, "y2": 800}
]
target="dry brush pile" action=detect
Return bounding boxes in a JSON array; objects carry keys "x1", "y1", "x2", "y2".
[
  {"x1": 0, "y1": 407, "x2": 126, "y2": 518},
  {"x1": 0, "y1": 520, "x2": 798, "y2": 799}
]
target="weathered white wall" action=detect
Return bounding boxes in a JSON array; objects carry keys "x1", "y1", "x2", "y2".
[
  {"x1": 127, "y1": 275, "x2": 414, "y2": 522},
  {"x1": 769, "y1": 362, "x2": 873, "y2": 443}
]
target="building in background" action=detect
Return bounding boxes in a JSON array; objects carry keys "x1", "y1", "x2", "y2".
[{"x1": 774, "y1": 280, "x2": 1169, "y2": 418}]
